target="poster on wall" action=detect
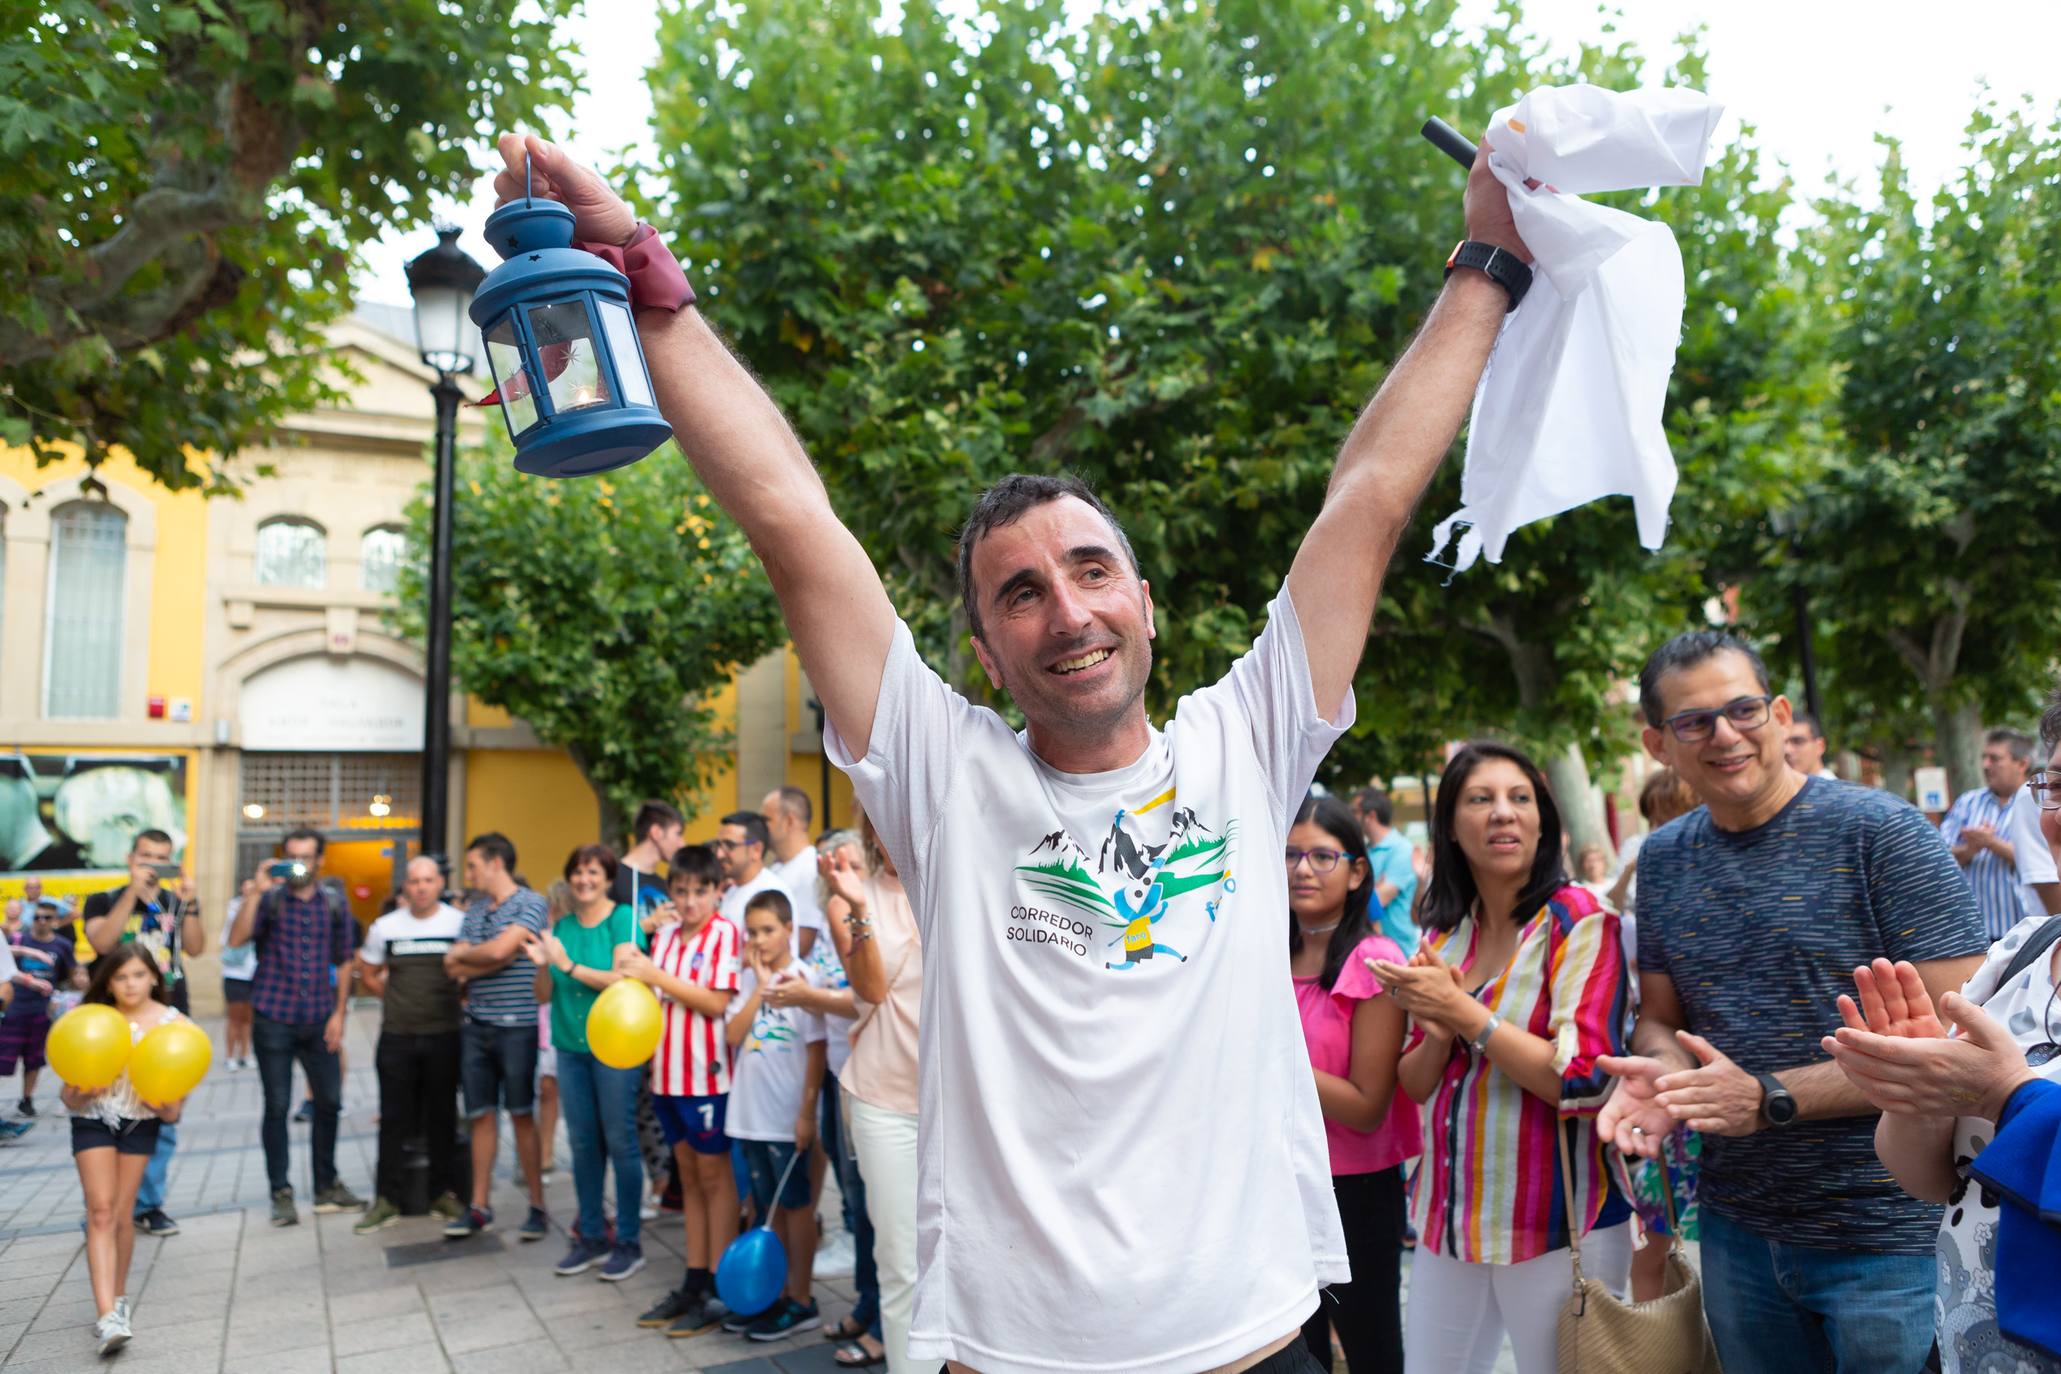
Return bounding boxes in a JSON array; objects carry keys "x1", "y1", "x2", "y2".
[{"x1": 0, "y1": 751, "x2": 189, "y2": 883}]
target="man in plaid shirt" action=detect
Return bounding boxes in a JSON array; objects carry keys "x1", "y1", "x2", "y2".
[{"x1": 226, "y1": 828, "x2": 366, "y2": 1227}]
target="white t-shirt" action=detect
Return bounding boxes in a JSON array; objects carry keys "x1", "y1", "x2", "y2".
[
  {"x1": 2008, "y1": 783, "x2": 2058, "y2": 921},
  {"x1": 720, "y1": 867, "x2": 803, "y2": 951},
  {"x1": 829, "y1": 584, "x2": 1350, "y2": 1374},
  {"x1": 773, "y1": 846, "x2": 829, "y2": 948},
  {"x1": 802, "y1": 916, "x2": 856, "y2": 1078},
  {"x1": 727, "y1": 962, "x2": 826, "y2": 1141}
]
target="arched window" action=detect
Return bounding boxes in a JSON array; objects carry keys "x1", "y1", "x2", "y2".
[
  {"x1": 359, "y1": 526, "x2": 410, "y2": 595},
  {"x1": 255, "y1": 518, "x2": 327, "y2": 588},
  {"x1": 44, "y1": 501, "x2": 128, "y2": 718}
]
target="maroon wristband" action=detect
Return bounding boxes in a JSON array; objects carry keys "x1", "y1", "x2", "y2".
[{"x1": 576, "y1": 223, "x2": 696, "y2": 313}]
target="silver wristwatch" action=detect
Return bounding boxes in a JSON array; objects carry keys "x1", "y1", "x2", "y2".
[{"x1": 1469, "y1": 1010, "x2": 1504, "y2": 1055}]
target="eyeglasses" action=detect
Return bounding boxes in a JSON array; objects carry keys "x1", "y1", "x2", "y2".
[
  {"x1": 2031, "y1": 772, "x2": 2061, "y2": 812},
  {"x1": 1284, "y1": 847, "x2": 1351, "y2": 874},
  {"x1": 713, "y1": 838, "x2": 752, "y2": 851},
  {"x1": 1659, "y1": 694, "x2": 1774, "y2": 743}
]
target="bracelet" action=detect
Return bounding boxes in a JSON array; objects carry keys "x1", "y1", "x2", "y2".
[
  {"x1": 1468, "y1": 1009, "x2": 1504, "y2": 1055},
  {"x1": 849, "y1": 929, "x2": 875, "y2": 947},
  {"x1": 576, "y1": 223, "x2": 695, "y2": 313}
]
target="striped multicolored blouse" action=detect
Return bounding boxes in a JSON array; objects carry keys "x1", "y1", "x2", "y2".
[{"x1": 1408, "y1": 883, "x2": 1630, "y2": 1265}]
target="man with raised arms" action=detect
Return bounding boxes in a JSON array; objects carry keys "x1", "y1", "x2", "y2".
[{"x1": 491, "y1": 129, "x2": 1529, "y2": 1374}]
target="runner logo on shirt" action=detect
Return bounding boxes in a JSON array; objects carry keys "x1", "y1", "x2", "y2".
[{"x1": 1011, "y1": 788, "x2": 1236, "y2": 972}]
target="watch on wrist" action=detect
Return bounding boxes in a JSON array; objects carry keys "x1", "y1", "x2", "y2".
[
  {"x1": 1445, "y1": 239, "x2": 1533, "y2": 312},
  {"x1": 1755, "y1": 1071, "x2": 1799, "y2": 1128},
  {"x1": 1468, "y1": 1009, "x2": 1504, "y2": 1055}
]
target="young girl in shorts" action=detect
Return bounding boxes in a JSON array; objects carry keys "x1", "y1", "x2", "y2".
[{"x1": 63, "y1": 945, "x2": 193, "y2": 1356}]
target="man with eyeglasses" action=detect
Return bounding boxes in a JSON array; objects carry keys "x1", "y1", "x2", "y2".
[
  {"x1": 1940, "y1": 729, "x2": 2040, "y2": 942},
  {"x1": 1596, "y1": 628, "x2": 1988, "y2": 1374},
  {"x1": 714, "y1": 812, "x2": 799, "y2": 952}
]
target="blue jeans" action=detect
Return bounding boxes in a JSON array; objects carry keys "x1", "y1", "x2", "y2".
[
  {"x1": 822, "y1": 1075, "x2": 880, "y2": 1337},
  {"x1": 556, "y1": 1047, "x2": 643, "y2": 1248},
  {"x1": 134, "y1": 1120, "x2": 175, "y2": 1212},
  {"x1": 1700, "y1": 1207, "x2": 1937, "y2": 1373},
  {"x1": 253, "y1": 1016, "x2": 342, "y2": 1196}
]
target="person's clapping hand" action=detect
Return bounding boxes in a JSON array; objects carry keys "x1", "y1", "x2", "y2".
[
  {"x1": 491, "y1": 133, "x2": 637, "y2": 248},
  {"x1": 1653, "y1": 1031, "x2": 1766, "y2": 1137},
  {"x1": 1596, "y1": 1055, "x2": 1678, "y2": 1158},
  {"x1": 1370, "y1": 945, "x2": 1472, "y2": 1033},
  {"x1": 818, "y1": 847, "x2": 867, "y2": 911},
  {"x1": 1837, "y1": 958, "x2": 1947, "y2": 1041},
  {"x1": 764, "y1": 972, "x2": 811, "y2": 1010},
  {"x1": 1823, "y1": 963, "x2": 2034, "y2": 1122}
]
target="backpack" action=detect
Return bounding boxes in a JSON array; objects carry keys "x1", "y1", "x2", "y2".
[{"x1": 1984, "y1": 915, "x2": 2061, "y2": 1003}]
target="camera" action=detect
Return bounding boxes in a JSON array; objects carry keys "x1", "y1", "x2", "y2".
[
  {"x1": 268, "y1": 860, "x2": 311, "y2": 883},
  {"x1": 149, "y1": 862, "x2": 183, "y2": 880}
]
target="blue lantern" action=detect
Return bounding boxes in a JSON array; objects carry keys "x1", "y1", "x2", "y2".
[{"x1": 468, "y1": 162, "x2": 671, "y2": 477}]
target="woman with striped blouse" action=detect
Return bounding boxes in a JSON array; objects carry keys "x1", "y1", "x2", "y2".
[{"x1": 1371, "y1": 741, "x2": 1633, "y2": 1374}]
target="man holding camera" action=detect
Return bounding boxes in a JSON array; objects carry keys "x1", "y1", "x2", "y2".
[
  {"x1": 83, "y1": 828, "x2": 208, "y2": 1236},
  {"x1": 226, "y1": 827, "x2": 366, "y2": 1227}
]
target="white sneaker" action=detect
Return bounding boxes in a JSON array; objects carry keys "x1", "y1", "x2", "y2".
[
  {"x1": 114, "y1": 1296, "x2": 130, "y2": 1324},
  {"x1": 95, "y1": 1311, "x2": 131, "y2": 1355},
  {"x1": 813, "y1": 1230, "x2": 856, "y2": 1279},
  {"x1": 639, "y1": 1200, "x2": 658, "y2": 1220}
]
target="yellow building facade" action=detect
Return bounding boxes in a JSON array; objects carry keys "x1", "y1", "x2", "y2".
[{"x1": 0, "y1": 308, "x2": 847, "y2": 1011}]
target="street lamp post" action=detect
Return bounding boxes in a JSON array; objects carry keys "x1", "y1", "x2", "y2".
[{"x1": 405, "y1": 225, "x2": 487, "y2": 865}]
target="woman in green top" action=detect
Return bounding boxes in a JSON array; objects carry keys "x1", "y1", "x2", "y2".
[{"x1": 527, "y1": 843, "x2": 648, "y2": 1281}]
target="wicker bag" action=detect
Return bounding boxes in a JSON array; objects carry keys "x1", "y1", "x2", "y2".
[{"x1": 1555, "y1": 1121, "x2": 1723, "y2": 1374}]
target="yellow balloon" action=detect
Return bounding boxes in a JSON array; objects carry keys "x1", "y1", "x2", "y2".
[
  {"x1": 46, "y1": 1005, "x2": 133, "y2": 1090},
  {"x1": 129, "y1": 1020, "x2": 213, "y2": 1105},
  {"x1": 587, "y1": 979, "x2": 663, "y2": 1069}
]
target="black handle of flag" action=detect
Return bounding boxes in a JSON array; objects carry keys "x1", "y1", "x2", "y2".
[{"x1": 1421, "y1": 117, "x2": 1477, "y2": 170}]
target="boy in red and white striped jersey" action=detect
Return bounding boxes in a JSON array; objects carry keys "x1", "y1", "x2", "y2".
[{"x1": 617, "y1": 844, "x2": 742, "y2": 1339}]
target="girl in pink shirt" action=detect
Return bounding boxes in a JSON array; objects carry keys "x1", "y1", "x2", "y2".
[{"x1": 1289, "y1": 795, "x2": 1418, "y2": 1374}]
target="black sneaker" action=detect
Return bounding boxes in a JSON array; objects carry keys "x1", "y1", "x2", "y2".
[
  {"x1": 667, "y1": 1295, "x2": 729, "y2": 1339},
  {"x1": 133, "y1": 1207, "x2": 180, "y2": 1237},
  {"x1": 518, "y1": 1206, "x2": 549, "y2": 1242},
  {"x1": 293, "y1": 1099, "x2": 313, "y2": 1123},
  {"x1": 270, "y1": 1188, "x2": 299, "y2": 1228},
  {"x1": 721, "y1": 1303, "x2": 774, "y2": 1334},
  {"x1": 17, "y1": 1098, "x2": 34, "y2": 1118},
  {"x1": 444, "y1": 1205, "x2": 492, "y2": 1240},
  {"x1": 637, "y1": 1285, "x2": 695, "y2": 1329},
  {"x1": 747, "y1": 1298, "x2": 822, "y2": 1341}
]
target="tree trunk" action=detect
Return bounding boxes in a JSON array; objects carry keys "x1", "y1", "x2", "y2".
[
  {"x1": 1545, "y1": 742, "x2": 1608, "y2": 865},
  {"x1": 1934, "y1": 698, "x2": 1984, "y2": 800},
  {"x1": 1877, "y1": 742, "x2": 1915, "y2": 802},
  {"x1": 565, "y1": 743, "x2": 624, "y2": 848}
]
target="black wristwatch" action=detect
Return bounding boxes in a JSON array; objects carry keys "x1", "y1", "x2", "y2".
[
  {"x1": 1445, "y1": 239, "x2": 1533, "y2": 312},
  {"x1": 1755, "y1": 1071, "x2": 1798, "y2": 1128}
]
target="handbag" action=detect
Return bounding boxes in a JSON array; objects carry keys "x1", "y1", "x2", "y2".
[{"x1": 1555, "y1": 1118, "x2": 1723, "y2": 1373}]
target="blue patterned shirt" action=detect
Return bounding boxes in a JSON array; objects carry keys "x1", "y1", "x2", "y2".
[
  {"x1": 1939, "y1": 786, "x2": 2024, "y2": 941},
  {"x1": 250, "y1": 888, "x2": 357, "y2": 1025},
  {"x1": 457, "y1": 887, "x2": 548, "y2": 1027}
]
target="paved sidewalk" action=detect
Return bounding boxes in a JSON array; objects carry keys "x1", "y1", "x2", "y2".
[{"x1": 0, "y1": 1009, "x2": 862, "y2": 1373}]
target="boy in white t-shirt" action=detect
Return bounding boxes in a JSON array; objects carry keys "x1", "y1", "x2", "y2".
[
  {"x1": 721, "y1": 889, "x2": 826, "y2": 1342},
  {"x1": 618, "y1": 844, "x2": 743, "y2": 1340}
]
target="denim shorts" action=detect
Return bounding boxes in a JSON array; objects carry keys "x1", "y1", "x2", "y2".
[
  {"x1": 71, "y1": 1116, "x2": 161, "y2": 1158},
  {"x1": 653, "y1": 1093, "x2": 730, "y2": 1155},
  {"x1": 461, "y1": 1018, "x2": 539, "y2": 1119},
  {"x1": 737, "y1": 1138, "x2": 812, "y2": 1214}
]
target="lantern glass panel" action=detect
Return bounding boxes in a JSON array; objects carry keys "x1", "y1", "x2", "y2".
[
  {"x1": 484, "y1": 313, "x2": 539, "y2": 436},
  {"x1": 527, "y1": 300, "x2": 610, "y2": 414},
  {"x1": 596, "y1": 300, "x2": 654, "y2": 409}
]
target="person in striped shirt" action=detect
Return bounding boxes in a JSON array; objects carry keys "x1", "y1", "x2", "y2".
[
  {"x1": 616, "y1": 844, "x2": 743, "y2": 1339},
  {"x1": 1940, "y1": 729, "x2": 2037, "y2": 941},
  {"x1": 1371, "y1": 741, "x2": 1631, "y2": 1374}
]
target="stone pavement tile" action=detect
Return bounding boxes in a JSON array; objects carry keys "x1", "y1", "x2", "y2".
[
  {"x1": 564, "y1": 1333, "x2": 697, "y2": 1372},
  {"x1": 437, "y1": 1307, "x2": 547, "y2": 1355},
  {"x1": 426, "y1": 1276, "x2": 524, "y2": 1318},
  {"x1": 25, "y1": 1294, "x2": 99, "y2": 1332},
  {"x1": 526, "y1": 1282, "x2": 641, "y2": 1327},
  {"x1": 0, "y1": 1276, "x2": 57, "y2": 1305},
  {"x1": 332, "y1": 1307, "x2": 438, "y2": 1357},
  {"x1": 0, "y1": 1259, "x2": 62, "y2": 1284},
  {"x1": 0, "y1": 1296, "x2": 43, "y2": 1326},
  {"x1": 338, "y1": 1341, "x2": 452, "y2": 1374},
  {"x1": 139, "y1": 1269, "x2": 241, "y2": 1307},
  {"x1": 697, "y1": 1357, "x2": 784, "y2": 1374},
  {"x1": 0, "y1": 1319, "x2": 24, "y2": 1355},
  {"x1": 327, "y1": 1281, "x2": 428, "y2": 1327},
  {"x1": 7, "y1": 1321, "x2": 114, "y2": 1365},
  {"x1": 767, "y1": 1344, "x2": 845, "y2": 1374},
  {"x1": 259, "y1": 1345, "x2": 338, "y2": 1374},
  {"x1": 424, "y1": 1253, "x2": 526, "y2": 1294},
  {"x1": 222, "y1": 1316, "x2": 333, "y2": 1360},
  {"x1": 452, "y1": 1339, "x2": 576, "y2": 1374}
]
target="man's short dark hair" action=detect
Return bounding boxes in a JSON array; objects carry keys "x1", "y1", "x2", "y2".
[
  {"x1": 744, "y1": 888, "x2": 793, "y2": 925},
  {"x1": 668, "y1": 844, "x2": 724, "y2": 889},
  {"x1": 1638, "y1": 630, "x2": 1771, "y2": 728},
  {"x1": 720, "y1": 811, "x2": 771, "y2": 852},
  {"x1": 956, "y1": 473, "x2": 1141, "y2": 640},
  {"x1": 1352, "y1": 787, "x2": 1394, "y2": 829},
  {"x1": 632, "y1": 800, "x2": 683, "y2": 846},
  {"x1": 1987, "y1": 727, "x2": 2035, "y2": 765},
  {"x1": 770, "y1": 785, "x2": 813, "y2": 827},
  {"x1": 131, "y1": 828, "x2": 174, "y2": 854},
  {"x1": 466, "y1": 831, "x2": 517, "y2": 873},
  {"x1": 1790, "y1": 712, "x2": 1825, "y2": 742},
  {"x1": 280, "y1": 826, "x2": 325, "y2": 856}
]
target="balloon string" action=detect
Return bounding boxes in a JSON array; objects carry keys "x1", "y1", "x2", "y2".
[{"x1": 764, "y1": 1144, "x2": 807, "y2": 1229}]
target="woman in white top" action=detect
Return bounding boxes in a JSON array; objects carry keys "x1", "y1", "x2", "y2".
[
  {"x1": 820, "y1": 815, "x2": 922, "y2": 1374},
  {"x1": 63, "y1": 945, "x2": 194, "y2": 1357}
]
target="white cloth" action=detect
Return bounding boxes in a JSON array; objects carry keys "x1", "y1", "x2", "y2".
[
  {"x1": 719, "y1": 867, "x2": 797, "y2": 951},
  {"x1": 803, "y1": 915, "x2": 855, "y2": 1078},
  {"x1": 2009, "y1": 783, "x2": 2059, "y2": 921},
  {"x1": 1405, "y1": 1223, "x2": 1633, "y2": 1374},
  {"x1": 829, "y1": 583, "x2": 1350, "y2": 1374},
  {"x1": 1427, "y1": 85, "x2": 1724, "y2": 572},
  {"x1": 725, "y1": 962, "x2": 825, "y2": 1142},
  {"x1": 848, "y1": 1092, "x2": 921, "y2": 1374},
  {"x1": 773, "y1": 846, "x2": 829, "y2": 947}
]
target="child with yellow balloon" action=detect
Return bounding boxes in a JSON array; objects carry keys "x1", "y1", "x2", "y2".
[{"x1": 51, "y1": 945, "x2": 211, "y2": 1359}]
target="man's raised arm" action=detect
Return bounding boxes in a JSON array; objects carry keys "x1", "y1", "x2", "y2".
[
  {"x1": 493, "y1": 135, "x2": 898, "y2": 757},
  {"x1": 1285, "y1": 145, "x2": 1530, "y2": 714}
]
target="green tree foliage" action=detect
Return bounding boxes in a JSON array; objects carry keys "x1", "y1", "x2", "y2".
[
  {"x1": 390, "y1": 445, "x2": 789, "y2": 840},
  {"x1": 640, "y1": 0, "x2": 1816, "y2": 837},
  {"x1": 0, "y1": 0, "x2": 579, "y2": 489},
  {"x1": 1751, "y1": 104, "x2": 2061, "y2": 793}
]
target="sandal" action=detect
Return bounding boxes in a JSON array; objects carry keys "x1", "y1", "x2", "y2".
[
  {"x1": 835, "y1": 1341, "x2": 888, "y2": 1368},
  {"x1": 823, "y1": 1318, "x2": 868, "y2": 1342}
]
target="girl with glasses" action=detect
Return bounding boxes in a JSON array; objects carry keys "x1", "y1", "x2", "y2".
[{"x1": 1286, "y1": 794, "x2": 1417, "y2": 1374}]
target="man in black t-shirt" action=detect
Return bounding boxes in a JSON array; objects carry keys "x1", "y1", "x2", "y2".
[
  {"x1": 613, "y1": 800, "x2": 684, "y2": 917},
  {"x1": 353, "y1": 855, "x2": 469, "y2": 1232}
]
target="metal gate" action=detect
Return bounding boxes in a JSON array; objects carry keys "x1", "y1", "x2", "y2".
[{"x1": 234, "y1": 752, "x2": 421, "y2": 895}]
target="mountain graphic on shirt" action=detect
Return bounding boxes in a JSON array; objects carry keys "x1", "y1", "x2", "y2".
[{"x1": 1013, "y1": 789, "x2": 1238, "y2": 952}]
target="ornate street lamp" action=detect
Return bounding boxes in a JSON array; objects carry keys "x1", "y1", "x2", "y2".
[{"x1": 405, "y1": 223, "x2": 487, "y2": 867}]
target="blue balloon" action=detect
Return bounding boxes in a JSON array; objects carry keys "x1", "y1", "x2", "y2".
[{"x1": 715, "y1": 1227, "x2": 787, "y2": 1317}]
